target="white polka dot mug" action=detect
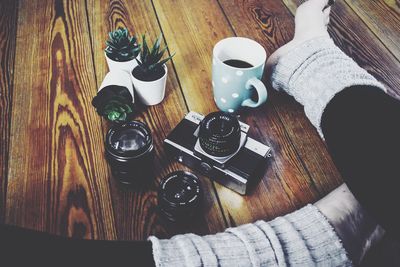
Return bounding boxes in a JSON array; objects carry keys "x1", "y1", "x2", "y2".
[{"x1": 212, "y1": 37, "x2": 268, "y2": 113}]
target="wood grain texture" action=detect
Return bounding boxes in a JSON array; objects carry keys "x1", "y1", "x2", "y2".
[
  {"x1": 152, "y1": 0, "x2": 233, "y2": 115},
  {"x1": 6, "y1": 0, "x2": 117, "y2": 239},
  {"x1": 282, "y1": 0, "x2": 400, "y2": 99},
  {"x1": 218, "y1": 0, "x2": 344, "y2": 207},
  {"x1": 86, "y1": 0, "x2": 227, "y2": 239},
  {"x1": 152, "y1": 0, "x2": 333, "y2": 226},
  {"x1": 344, "y1": 0, "x2": 400, "y2": 61},
  {"x1": 0, "y1": 0, "x2": 18, "y2": 223}
]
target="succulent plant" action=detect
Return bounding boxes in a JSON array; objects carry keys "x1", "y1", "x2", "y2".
[
  {"x1": 105, "y1": 27, "x2": 140, "y2": 62},
  {"x1": 134, "y1": 34, "x2": 175, "y2": 80},
  {"x1": 92, "y1": 85, "x2": 134, "y2": 123},
  {"x1": 102, "y1": 100, "x2": 133, "y2": 122}
]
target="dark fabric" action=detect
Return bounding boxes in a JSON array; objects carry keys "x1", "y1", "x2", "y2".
[
  {"x1": 322, "y1": 85, "x2": 400, "y2": 239},
  {"x1": 0, "y1": 224, "x2": 155, "y2": 266}
]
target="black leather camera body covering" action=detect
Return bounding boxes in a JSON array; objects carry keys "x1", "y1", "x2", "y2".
[{"x1": 164, "y1": 111, "x2": 272, "y2": 195}]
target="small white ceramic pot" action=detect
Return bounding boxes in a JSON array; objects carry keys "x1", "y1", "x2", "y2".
[
  {"x1": 99, "y1": 70, "x2": 134, "y2": 103},
  {"x1": 131, "y1": 65, "x2": 167, "y2": 106},
  {"x1": 105, "y1": 52, "x2": 139, "y2": 73}
]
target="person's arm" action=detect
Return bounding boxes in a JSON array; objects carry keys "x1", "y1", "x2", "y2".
[
  {"x1": 268, "y1": 18, "x2": 397, "y2": 262},
  {"x1": 270, "y1": 36, "x2": 386, "y2": 139},
  {"x1": 149, "y1": 204, "x2": 350, "y2": 266},
  {"x1": 265, "y1": 0, "x2": 400, "y2": 264},
  {"x1": 269, "y1": 18, "x2": 400, "y2": 238}
]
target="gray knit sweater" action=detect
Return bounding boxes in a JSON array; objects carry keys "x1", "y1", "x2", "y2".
[
  {"x1": 271, "y1": 36, "x2": 386, "y2": 138},
  {"x1": 150, "y1": 205, "x2": 350, "y2": 266},
  {"x1": 149, "y1": 36, "x2": 385, "y2": 266}
]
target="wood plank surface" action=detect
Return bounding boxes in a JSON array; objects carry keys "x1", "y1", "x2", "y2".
[
  {"x1": 2, "y1": 1, "x2": 399, "y2": 265},
  {"x1": 282, "y1": 0, "x2": 400, "y2": 99},
  {"x1": 0, "y1": 0, "x2": 18, "y2": 223},
  {"x1": 344, "y1": 0, "x2": 400, "y2": 61},
  {"x1": 152, "y1": 0, "x2": 334, "y2": 226},
  {"x1": 5, "y1": 0, "x2": 117, "y2": 239},
  {"x1": 86, "y1": 0, "x2": 227, "y2": 239}
]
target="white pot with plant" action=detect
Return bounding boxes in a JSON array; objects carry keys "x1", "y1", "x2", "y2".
[
  {"x1": 105, "y1": 27, "x2": 141, "y2": 73},
  {"x1": 92, "y1": 70, "x2": 135, "y2": 123},
  {"x1": 131, "y1": 34, "x2": 174, "y2": 106}
]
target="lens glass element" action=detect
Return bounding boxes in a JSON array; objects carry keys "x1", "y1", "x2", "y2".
[
  {"x1": 158, "y1": 171, "x2": 202, "y2": 222},
  {"x1": 111, "y1": 128, "x2": 147, "y2": 152},
  {"x1": 106, "y1": 121, "x2": 152, "y2": 158},
  {"x1": 199, "y1": 112, "x2": 241, "y2": 157},
  {"x1": 163, "y1": 175, "x2": 199, "y2": 204}
]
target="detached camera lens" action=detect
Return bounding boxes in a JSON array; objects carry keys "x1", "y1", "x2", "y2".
[
  {"x1": 199, "y1": 112, "x2": 241, "y2": 157},
  {"x1": 105, "y1": 121, "x2": 154, "y2": 186},
  {"x1": 158, "y1": 171, "x2": 202, "y2": 222}
]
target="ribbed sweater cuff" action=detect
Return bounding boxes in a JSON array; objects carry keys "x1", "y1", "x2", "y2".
[
  {"x1": 267, "y1": 204, "x2": 351, "y2": 266},
  {"x1": 149, "y1": 204, "x2": 352, "y2": 266},
  {"x1": 271, "y1": 36, "x2": 386, "y2": 138},
  {"x1": 271, "y1": 37, "x2": 335, "y2": 93}
]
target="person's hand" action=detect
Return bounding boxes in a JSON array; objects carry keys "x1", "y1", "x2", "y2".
[{"x1": 266, "y1": 0, "x2": 333, "y2": 69}]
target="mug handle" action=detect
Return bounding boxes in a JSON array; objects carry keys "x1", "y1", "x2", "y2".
[{"x1": 241, "y1": 77, "x2": 268, "y2": 108}]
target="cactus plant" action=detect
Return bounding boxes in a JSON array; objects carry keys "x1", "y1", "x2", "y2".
[
  {"x1": 133, "y1": 34, "x2": 174, "y2": 81},
  {"x1": 105, "y1": 27, "x2": 140, "y2": 62}
]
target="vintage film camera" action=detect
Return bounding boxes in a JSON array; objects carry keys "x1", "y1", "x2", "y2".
[{"x1": 164, "y1": 111, "x2": 272, "y2": 195}]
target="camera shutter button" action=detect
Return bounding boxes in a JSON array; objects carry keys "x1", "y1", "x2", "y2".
[{"x1": 200, "y1": 162, "x2": 212, "y2": 173}]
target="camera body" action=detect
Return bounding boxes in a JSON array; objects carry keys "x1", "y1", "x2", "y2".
[{"x1": 164, "y1": 111, "x2": 272, "y2": 195}]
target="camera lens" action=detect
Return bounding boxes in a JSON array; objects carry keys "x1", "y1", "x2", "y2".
[
  {"x1": 105, "y1": 121, "x2": 154, "y2": 186},
  {"x1": 158, "y1": 171, "x2": 202, "y2": 222},
  {"x1": 199, "y1": 111, "x2": 241, "y2": 157}
]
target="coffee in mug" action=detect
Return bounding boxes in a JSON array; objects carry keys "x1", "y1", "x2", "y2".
[
  {"x1": 223, "y1": 59, "x2": 253, "y2": 68},
  {"x1": 212, "y1": 37, "x2": 268, "y2": 113}
]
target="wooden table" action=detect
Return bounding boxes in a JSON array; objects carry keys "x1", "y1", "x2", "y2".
[{"x1": 1, "y1": 0, "x2": 399, "y2": 246}]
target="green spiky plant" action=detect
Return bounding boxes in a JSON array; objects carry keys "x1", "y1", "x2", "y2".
[
  {"x1": 105, "y1": 27, "x2": 140, "y2": 62},
  {"x1": 133, "y1": 34, "x2": 175, "y2": 81}
]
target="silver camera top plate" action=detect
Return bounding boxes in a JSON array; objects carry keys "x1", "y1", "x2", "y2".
[{"x1": 194, "y1": 130, "x2": 248, "y2": 165}]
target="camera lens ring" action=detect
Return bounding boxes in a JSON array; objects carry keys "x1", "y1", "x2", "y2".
[
  {"x1": 199, "y1": 112, "x2": 241, "y2": 157},
  {"x1": 158, "y1": 171, "x2": 203, "y2": 222},
  {"x1": 105, "y1": 120, "x2": 153, "y2": 160}
]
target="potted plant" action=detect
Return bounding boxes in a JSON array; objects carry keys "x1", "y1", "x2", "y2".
[
  {"x1": 92, "y1": 71, "x2": 135, "y2": 123},
  {"x1": 105, "y1": 27, "x2": 140, "y2": 72},
  {"x1": 131, "y1": 34, "x2": 174, "y2": 105}
]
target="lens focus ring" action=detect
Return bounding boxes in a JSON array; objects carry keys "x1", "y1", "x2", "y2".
[
  {"x1": 158, "y1": 171, "x2": 202, "y2": 222},
  {"x1": 199, "y1": 112, "x2": 241, "y2": 157}
]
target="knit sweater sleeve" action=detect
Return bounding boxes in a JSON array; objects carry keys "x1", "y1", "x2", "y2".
[
  {"x1": 270, "y1": 36, "x2": 386, "y2": 138},
  {"x1": 149, "y1": 205, "x2": 351, "y2": 266}
]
